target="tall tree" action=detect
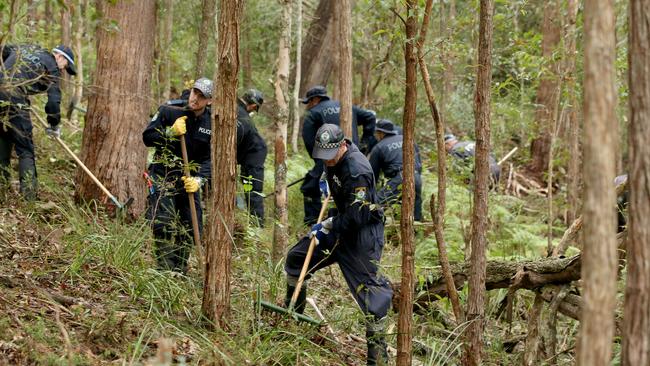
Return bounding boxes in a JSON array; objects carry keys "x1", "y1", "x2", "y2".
[
  {"x1": 272, "y1": 0, "x2": 291, "y2": 263},
  {"x1": 577, "y1": 0, "x2": 618, "y2": 364},
  {"x1": 70, "y1": 0, "x2": 88, "y2": 124},
  {"x1": 622, "y1": 0, "x2": 650, "y2": 363},
  {"x1": 76, "y1": 0, "x2": 155, "y2": 216},
  {"x1": 396, "y1": 2, "x2": 417, "y2": 365},
  {"x1": 299, "y1": 0, "x2": 335, "y2": 94},
  {"x1": 336, "y1": 0, "x2": 352, "y2": 137},
  {"x1": 565, "y1": 0, "x2": 581, "y2": 224},
  {"x1": 159, "y1": 0, "x2": 173, "y2": 101},
  {"x1": 416, "y1": 0, "x2": 463, "y2": 322},
  {"x1": 195, "y1": 0, "x2": 216, "y2": 76},
  {"x1": 464, "y1": 0, "x2": 494, "y2": 364},
  {"x1": 202, "y1": 0, "x2": 242, "y2": 329},
  {"x1": 529, "y1": 0, "x2": 561, "y2": 177},
  {"x1": 290, "y1": 0, "x2": 302, "y2": 153}
]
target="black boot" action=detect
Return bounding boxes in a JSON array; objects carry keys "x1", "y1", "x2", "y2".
[
  {"x1": 366, "y1": 318, "x2": 388, "y2": 366},
  {"x1": 284, "y1": 278, "x2": 307, "y2": 314}
]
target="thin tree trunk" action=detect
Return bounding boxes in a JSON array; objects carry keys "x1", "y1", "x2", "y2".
[
  {"x1": 70, "y1": 0, "x2": 87, "y2": 124},
  {"x1": 272, "y1": 0, "x2": 291, "y2": 263},
  {"x1": 566, "y1": 0, "x2": 580, "y2": 224},
  {"x1": 202, "y1": 0, "x2": 242, "y2": 330},
  {"x1": 522, "y1": 293, "x2": 544, "y2": 366},
  {"x1": 577, "y1": 0, "x2": 618, "y2": 364},
  {"x1": 337, "y1": 0, "x2": 352, "y2": 138},
  {"x1": 529, "y1": 1, "x2": 561, "y2": 178},
  {"x1": 76, "y1": 0, "x2": 155, "y2": 217},
  {"x1": 299, "y1": 0, "x2": 335, "y2": 95},
  {"x1": 290, "y1": 0, "x2": 302, "y2": 154},
  {"x1": 159, "y1": 0, "x2": 173, "y2": 101},
  {"x1": 622, "y1": 0, "x2": 650, "y2": 363},
  {"x1": 195, "y1": 0, "x2": 216, "y2": 76},
  {"x1": 60, "y1": 1, "x2": 72, "y2": 112},
  {"x1": 464, "y1": 0, "x2": 494, "y2": 364},
  {"x1": 396, "y1": 1, "x2": 417, "y2": 365},
  {"x1": 416, "y1": 0, "x2": 463, "y2": 323}
]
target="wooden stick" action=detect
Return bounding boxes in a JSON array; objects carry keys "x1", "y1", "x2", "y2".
[
  {"x1": 179, "y1": 134, "x2": 204, "y2": 265},
  {"x1": 289, "y1": 195, "x2": 331, "y2": 310},
  {"x1": 498, "y1": 146, "x2": 518, "y2": 166}
]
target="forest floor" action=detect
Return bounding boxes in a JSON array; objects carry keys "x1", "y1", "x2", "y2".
[{"x1": 0, "y1": 124, "x2": 581, "y2": 365}]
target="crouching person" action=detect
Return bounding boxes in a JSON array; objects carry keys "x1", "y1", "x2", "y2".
[{"x1": 284, "y1": 124, "x2": 393, "y2": 365}]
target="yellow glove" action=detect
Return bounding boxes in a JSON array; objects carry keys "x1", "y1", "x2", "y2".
[
  {"x1": 168, "y1": 116, "x2": 187, "y2": 136},
  {"x1": 181, "y1": 176, "x2": 202, "y2": 193}
]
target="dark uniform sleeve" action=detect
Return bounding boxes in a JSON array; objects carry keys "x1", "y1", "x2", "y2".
[
  {"x1": 353, "y1": 106, "x2": 377, "y2": 153},
  {"x1": 368, "y1": 147, "x2": 383, "y2": 182},
  {"x1": 44, "y1": 81, "x2": 62, "y2": 127},
  {"x1": 331, "y1": 174, "x2": 377, "y2": 233},
  {"x1": 301, "y1": 111, "x2": 319, "y2": 156},
  {"x1": 415, "y1": 143, "x2": 423, "y2": 174},
  {"x1": 142, "y1": 107, "x2": 169, "y2": 147}
]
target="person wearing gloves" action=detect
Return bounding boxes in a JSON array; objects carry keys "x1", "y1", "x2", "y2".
[
  {"x1": 0, "y1": 44, "x2": 76, "y2": 200},
  {"x1": 142, "y1": 77, "x2": 213, "y2": 273},
  {"x1": 283, "y1": 124, "x2": 393, "y2": 365}
]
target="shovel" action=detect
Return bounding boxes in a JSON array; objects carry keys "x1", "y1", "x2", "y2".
[
  {"x1": 31, "y1": 111, "x2": 134, "y2": 211},
  {"x1": 179, "y1": 134, "x2": 204, "y2": 265}
]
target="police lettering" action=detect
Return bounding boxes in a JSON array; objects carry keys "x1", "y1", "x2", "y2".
[
  {"x1": 387, "y1": 141, "x2": 403, "y2": 151},
  {"x1": 322, "y1": 106, "x2": 340, "y2": 117},
  {"x1": 199, "y1": 127, "x2": 211, "y2": 135}
]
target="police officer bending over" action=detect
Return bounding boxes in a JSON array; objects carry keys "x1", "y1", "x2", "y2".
[
  {"x1": 236, "y1": 89, "x2": 267, "y2": 227},
  {"x1": 300, "y1": 85, "x2": 377, "y2": 225},
  {"x1": 142, "y1": 78, "x2": 213, "y2": 273},
  {"x1": 444, "y1": 133, "x2": 501, "y2": 186},
  {"x1": 369, "y1": 119, "x2": 423, "y2": 221},
  {"x1": 284, "y1": 124, "x2": 392, "y2": 365},
  {"x1": 0, "y1": 44, "x2": 76, "y2": 200}
]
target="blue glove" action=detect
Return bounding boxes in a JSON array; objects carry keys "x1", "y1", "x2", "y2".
[
  {"x1": 319, "y1": 174, "x2": 329, "y2": 198},
  {"x1": 309, "y1": 217, "x2": 334, "y2": 245}
]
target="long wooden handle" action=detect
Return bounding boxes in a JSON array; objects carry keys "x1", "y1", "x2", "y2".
[
  {"x1": 289, "y1": 194, "x2": 331, "y2": 310},
  {"x1": 31, "y1": 111, "x2": 122, "y2": 207},
  {"x1": 179, "y1": 135, "x2": 203, "y2": 260}
]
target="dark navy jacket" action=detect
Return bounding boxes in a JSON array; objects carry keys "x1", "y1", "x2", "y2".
[
  {"x1": 325, "y1": 141, "x2": 383, "y2": 238},
  {"x1": 368, "y1": 134, "x2": 422, "y2": 182},
  {"x1": 236, "y1": 101, "x2": 267, "y2": 166},
  {"x1": 0, "y1": 44, "x2": 63, "y2": 127},
  {"x1": 142, "y1": 103, "x2": 212, "y2": 180},
  {"x1": 302, "y1": 99, "x2": 377, "y2": 156}
]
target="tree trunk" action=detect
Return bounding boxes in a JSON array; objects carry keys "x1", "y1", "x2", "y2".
[
  {"x1": 337, "y1": 0, "x2": 352, "y2": 138},
  {"x1": 396, "y1": 2, "x2": 418, "y2": 365},
  {"x1": 566, "y1": 0, "x2": 581, "y2": 224},
  {"x1": 522, "y1": 293, "x2": 544, "y2": 366},
  {"x1": 60, "y1": 1, "x2": 72, "y2": 105},
  {"x1": 416, "y1": 0, "x2": 463, "y2": 323},
  {"x1": 160, "y1": 0, "x2": 173, "y2": 102},
  {"x1": 299, "y1": 0, "x2": 335, "y2": 95},
  {"x1": 70, "y1": 0, "x2": 87, "y2": 124},
  {"x1": 76, "y1": 0, "x2": 155, "y2": 216},
  {"x1": 202, "y1": 0, "x2": 242, "y2": 330},
  {"x1": 272, "y1": 0, "x2": 291, "y2": 263},
  {"x1": 622, "y1": 0, "x2": 650, "y2": 363},
  {"x1": 290, "y1": 0, "x2": 302, "y2": 154},
  {"x1": 529, "y1": 1, "x2": 561, "y2": 178},
  {"x1": 577, "y1": 0, "x2": 618, "y2": 365},
  {"x1": 195, "y1": 0, "x2": 216, "y2": 77},
  {"x1": 464, "y1": 0, "x2": 494, "y2": 364}
]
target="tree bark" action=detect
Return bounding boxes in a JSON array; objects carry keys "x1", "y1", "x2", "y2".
[
  {"x1": 195, "y1": 0, "x2": 216, "y2": 77},
  {"x1": 416, "y1": 0, "x2": 463, "y2": 323},
  {"x1": 202, "y1": 0, "x2": 242, "y2": 330},
  {"x1": 336, "y1": 0, "x2": 352, "y2": 138},
  {"x1": 464, "y1": 0, "x2": 494, "y2": 364},
  {"x1": 290, "y1": 0, "x2": 302, "y2": 153},
  {"x1": 60, "y1": 0, "x2": 72, "y2": 105},
  {"x1": 76, "y1": 0, "x2": 155, "y2": 216},
  {"x1": 529, "y1": 1, "x2": 561, "y2": 178},
  {"x1": 272, "y1": 0, "x2": 291, "y2": 264},
  {"x1": 159, "y1": 0, "x2": 173, "y2": 102},
  {"x1": 70, "y1": 0, "x2": 87, "y2": 124},
  {"x1": 565, "y1": 0, "x2": 581, "y2": 224},
  {"x1": 577, "y1": 0, "x2": 618, "y2": 365},
  {"x1": 299, "y1": 0, "x2": 335, "y2": 95},
  {"x1": 522, "y1": 293, "x2": 544, "y2": 366},
  {"x1": 396, "y1": 1, "x2": 417, "y2": 365},
  {"x1": 622, "y1": 0, "x2": 650, "y2": 363}
]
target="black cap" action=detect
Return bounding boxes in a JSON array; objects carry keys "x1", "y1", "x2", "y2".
[
  {"x1": 300, "y1": 85, "x2": 329, "y2": 104},
  {"x1": 375, "y1": 119, "x2": 399, "y2": 135},
  {"x1": 312, "y1": 124, "x2": 345, "y2": 160},
  {"x1": 242, "y1": 89, "x2": 264, "y2": 110},
  {"x1": 52, "y1": 45, "x2": 76, "y2": 76},
  {"x1": 444, "y1": 133, "x2": 457, "y2": 142}
]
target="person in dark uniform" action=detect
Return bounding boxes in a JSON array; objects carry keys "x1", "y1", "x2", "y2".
[
  {"x1": 444, "y1": 133, "x2": 501, "y2": 186},
  {"x1": 368, "y1": 119, "x2": 423, "y2": 221},
  {"x1": 0, "y1": 44, "x2": 76, "y2": 200},
  {"x1": 300, "y1": 85, "x2": 377, "y2": 225},
  {"x1": 142, "y1": 77, "x2": 213, "y2": 273},
  {"x1": 285, "y1": 124, "x2": 392, "y2": 365},
  {"x1": 236, "y1": 89, "x2": 267, "y2": 227}
]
